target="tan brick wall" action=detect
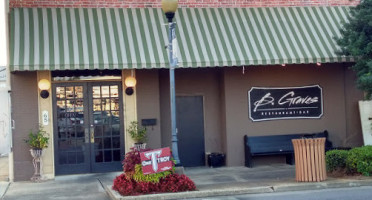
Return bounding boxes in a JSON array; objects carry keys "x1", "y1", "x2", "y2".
[{"x1": 9, "y1": 0, "x2": 360, "y2": 8}]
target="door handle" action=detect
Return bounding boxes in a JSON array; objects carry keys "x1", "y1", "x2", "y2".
[
  {"x1": 90, "y1": 126, "x2": 95, "y2": 143},
  {"x1": 85, "y1": 128, "x2": 89, "y2": 143}
]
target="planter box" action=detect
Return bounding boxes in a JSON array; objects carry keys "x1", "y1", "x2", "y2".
[{"x1": 207, "y1": 153, "x2": 225, "y2": 168}]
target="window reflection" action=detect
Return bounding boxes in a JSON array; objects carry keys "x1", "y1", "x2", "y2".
[
  {"x1": 56, "y1": 84, "x2": 122, "y2": 166},
  {"x1": 56, "y1": 85, "x2": 86, "y2": 165}
]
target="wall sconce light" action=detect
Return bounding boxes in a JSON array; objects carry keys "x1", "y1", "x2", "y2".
[
  {"x1": 38, "y1": 79, "x2": 51, "y2": 99},
  {"x1": 125, "y1": 76, "x2": 137, "y2": 96}
]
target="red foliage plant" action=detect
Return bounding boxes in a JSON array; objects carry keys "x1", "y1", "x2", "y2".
[
  {"x1": 112, "y1": 174, "x2": 158, "y2": 196},
  {"x1": 158, "y1": 174, "x2": 196, "y2": 193},
  {"x1": 112, "y1": 173, "x2": 196, "y2": 196},
  {"x1": 122, "y1": 148, "x2": 150, "y2": 175},
  {"x1": 113, "y1": 148, "x2": 196, "y2": 196}
]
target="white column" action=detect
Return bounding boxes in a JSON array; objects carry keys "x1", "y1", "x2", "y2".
[
  {"x1": 0, "y1": 0, "x2": 12, "y2": 181},
  {"x1": 122, "y1": 70, "x2": 138, "y2": 153}
]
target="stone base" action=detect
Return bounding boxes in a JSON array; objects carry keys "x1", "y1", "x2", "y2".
[{"x1": 175, "y1": 166, "x2": 185, "y2": 175}]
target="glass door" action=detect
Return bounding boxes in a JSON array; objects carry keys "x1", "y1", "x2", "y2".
[
  {"x1": 53, "y1": 82, "x2": 124, "y2": 175},
  {"x1": 90, "y1": 83, "x2": 124, "y2": 172}
]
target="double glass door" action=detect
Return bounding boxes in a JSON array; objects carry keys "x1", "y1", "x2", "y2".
[{"x1": 53, "y1": 82, "x2": 124, "y2": 175}]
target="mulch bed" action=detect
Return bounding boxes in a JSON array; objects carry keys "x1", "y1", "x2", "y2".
[{"x1": 327, "y1": 169, "x2": 364, "y2": 179}]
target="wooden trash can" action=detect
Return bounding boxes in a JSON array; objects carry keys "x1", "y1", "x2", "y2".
[{"x1": 292, "y1": 138, "x2": 327, "y2": 182}]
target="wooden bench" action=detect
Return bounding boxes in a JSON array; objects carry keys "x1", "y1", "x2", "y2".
[{"x1": 244, "y1": 130, "x2": 333, "y2": 168}]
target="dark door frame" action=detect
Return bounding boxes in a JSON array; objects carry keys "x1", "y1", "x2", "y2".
[
  {"x1": 52, "y1": 81, "x2": 124, "y2": 175},
  {"x1": 176, "y1": 95, "x2": 206, "y2": 167}
]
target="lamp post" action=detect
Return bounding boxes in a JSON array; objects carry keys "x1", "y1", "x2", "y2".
[{"x1": 161, "y1": 0, "x2": 181, "y2": 166}]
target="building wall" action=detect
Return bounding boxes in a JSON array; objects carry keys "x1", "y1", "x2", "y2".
[
  {"x1": 155, "y1": 64, "x2": 363, "y2": 167},
  {"x1": 344, "y1": 64, "x2": 364, "y2": 146},
  {"x1": 0, "y1": 156, "x2": 9, "y2": 181},
  {"x1": 222, "y1": 64, "x2": 364, "y2": 166},
  {"x1": 136, "y1": 69, "x2": 162, "y2": 149},
  {"x1": 159, "y1": 68, "x2": 224, "y2": 154},
  {"x1": 9, "y1": 65, "x2": 363, "y2": 179},
  {"x1": 11, "y1": 72, "x2": 38, "y2": 181},
  {"x1": 9, "y1": 0, "x2": 360, "y2": 8}
]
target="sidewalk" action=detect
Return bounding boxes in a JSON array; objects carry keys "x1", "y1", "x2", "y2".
[
  {"x1": 0, "y1": 181, "x2": 9, "y2": 199},
  {"x1": 107, "y1": 164, "x2": 372, "y2": 200},
  {"x1": 1, "y1": 164, "x2": 372, "y2": 200}
]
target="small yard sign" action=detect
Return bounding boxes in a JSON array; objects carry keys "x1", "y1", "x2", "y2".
[
  {"x1": 140, "y1": 147, "x2": 173, "y2": 175},
  {"x1": 248, "y1": 85, "x2": 323, "y2": 121}
]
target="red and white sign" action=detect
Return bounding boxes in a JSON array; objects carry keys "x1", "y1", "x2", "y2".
[{"x1": 140, "y1": 147, "x2": 173, "y2": 175}]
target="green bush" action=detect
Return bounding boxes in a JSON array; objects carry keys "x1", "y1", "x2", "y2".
[
  {"x1": 326, "y1": 150, "x2": 349, "y2": 172},
  {"x1": 132, "y1": 164, "x2": 173, "y2": 183},
  {"x1": 346, "y1": 146, "x2": 372, "y2": 176},
  {"x1": 24, "y1": 125, "x2": 49, "y2": 149},
  {"x1": 127, "y1": 121, "x2": 147, "y2": 143}
]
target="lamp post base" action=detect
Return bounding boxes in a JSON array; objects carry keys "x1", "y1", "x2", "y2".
[{"x1": 175, "y1": 166, "x2": 184, "y2": 175}]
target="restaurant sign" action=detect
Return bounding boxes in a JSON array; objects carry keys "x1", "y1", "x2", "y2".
[
  {"x1": 140, "y1": 147, "x2": 173, "y2": 175},
  {"x1": 248, "y1": 85, "x2": 323, "y2": 121}
]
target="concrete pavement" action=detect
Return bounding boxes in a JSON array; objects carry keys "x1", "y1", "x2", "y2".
[
  {"x1": 190, "y1": 186, "x2": 372, "y2": 200},
  {"x1": 1, "y1": 164, "x2": 372, "y2": 200},
  {"x1": 0, "y1": 172, "x2": 120, "y2": 200},
  {"x1": 0, "y1": 182, "x2": 9, "y2": 199},
  {"x1": 107, "y1": 165, "x2": 372, "y2": 200}
]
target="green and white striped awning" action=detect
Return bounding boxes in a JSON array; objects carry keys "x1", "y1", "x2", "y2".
[{"x1": 10, "y1": 7, "x2": 353, "y2": 71}]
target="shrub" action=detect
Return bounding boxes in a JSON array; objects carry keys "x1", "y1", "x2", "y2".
[
  {"x1": 112, "y1": 174, "x2": 196, "y2": 196},
  {"x1": 112, "y1": 174, "x2": 158, "y2": 196},
  {"x1": 113, "y1": 148, "x2": 196, "y2": 196},
  {"x1": 159, "y1": 174, "x2": 196, "y2": 193},
  {"x1": 346, "y1": 146, "x2": 372, "y2": 176},
  {"x1": 132, "y1": 164, "x2": 173, "y2": 183},
  {"x1": 326, "y1": 150, "x2": 349, "y2": 172},
  {"x1": 123, "y1": 148, "x2": 150, "y2": 176},
  {"x1": 24, "y1": 125, "x2": 49, "y2": 149},
  {"x1": 112, "y1": 174, "x2": 135, "y2": 196},
  {"x1": 127, "y1": 121, "x2": 147, "y2": 143}
]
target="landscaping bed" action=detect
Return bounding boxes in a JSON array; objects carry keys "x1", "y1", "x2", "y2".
[
  {"x1": 112, "y1": 148, "x2": 196, "y2": 197},
  {"x1": 326, "y1": 146, "x2": 372, "y2": 177}
]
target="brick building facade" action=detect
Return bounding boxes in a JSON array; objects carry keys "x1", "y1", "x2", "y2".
[
  {"x1": 5, "y1": 0, "x2": 365, "y2": 181},
  {"x1": 10, "y1": 0, "x2": 360, "y2": 8}
]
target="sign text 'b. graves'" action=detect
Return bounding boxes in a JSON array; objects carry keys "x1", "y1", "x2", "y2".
[{"x1": 248, "y1": 85, "x2": 323, "y2": 121}]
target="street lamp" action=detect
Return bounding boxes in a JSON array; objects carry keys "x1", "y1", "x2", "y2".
[{"x1": 161, "y1": 0, "x2": 181, "y2": 166}]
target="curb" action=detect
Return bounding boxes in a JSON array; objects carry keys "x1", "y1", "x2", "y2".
[
  {"x1": 106, "y1": 179, "x2": 372, "y2": 200},
  {"x1": 106, "y1": 185, "x2": 274, "y2": 200},
  {"x1": 273, "y1": 179, "x2": 372, "y2": 192},
  {"x1": 0, "y1": 182, "x2": 10, "y2": 199}
]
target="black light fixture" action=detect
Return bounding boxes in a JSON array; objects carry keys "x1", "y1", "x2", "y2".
[
  {"x1": 124, "y1": 76, "x2": 136, "y2": 96},
  {"x1": 38, "y1": 79, "x2": 51, "y2": 99}
]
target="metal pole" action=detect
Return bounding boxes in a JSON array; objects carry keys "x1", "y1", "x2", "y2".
[{"x1": 168, "y1": 22, "x2": 180, "y2": 165}]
